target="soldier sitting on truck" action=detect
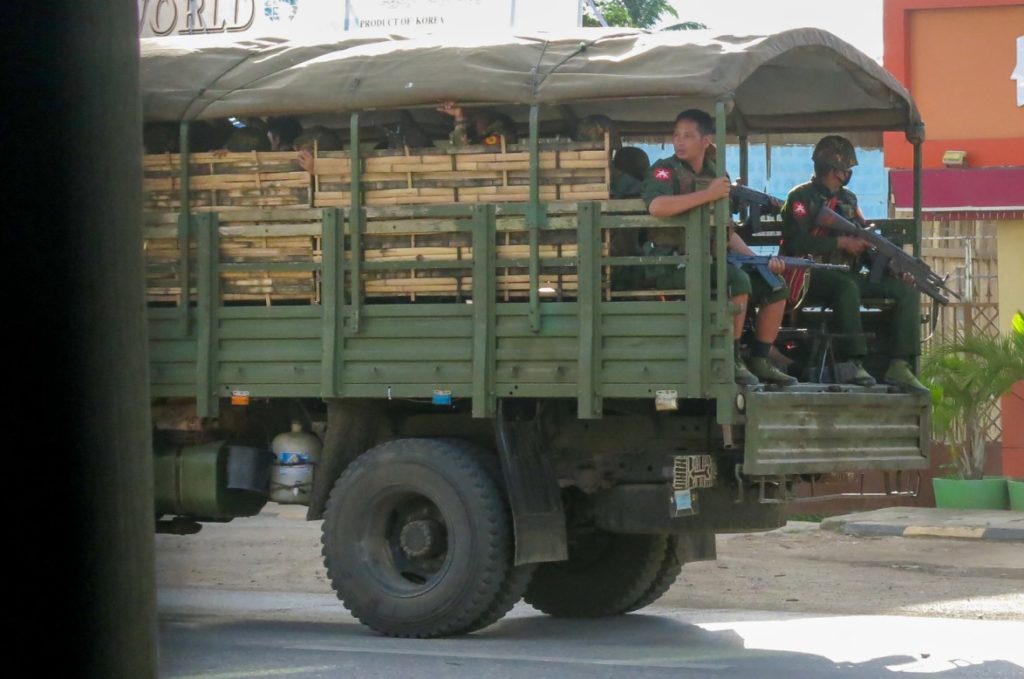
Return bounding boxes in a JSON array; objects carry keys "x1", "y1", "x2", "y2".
[
  {"x1": 780, "y1": 135, "x2": 927, "y2": 393},
  {"x1": 612, "y1": 147, "x2": 650, "y2": 199},
  {"x1": 643, "y1": 109, "x2": 796, "y2": 386},
  {"x1": 437, "y1": 101, "x2": 518, "y2": 147}
]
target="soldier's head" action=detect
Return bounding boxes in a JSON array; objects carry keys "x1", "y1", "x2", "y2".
[
  {"x1": 573, "y1": 115, "x2": 622, "y2": 150},
  {"x1": 267, "y1": 116, "x2": 302, "y2": 151},
  {"x1": 672, "y1": 109, "x2": 714, "y2": 167},
  {"x1": 613, "y1": 147, "x2": 649, "y2": 181},
  {"x1": 225, "y1": 126, "x2": 271, "y2": 152},
  {"x1": 812, "y1": 135, "x2": 858, "y2": 187}
]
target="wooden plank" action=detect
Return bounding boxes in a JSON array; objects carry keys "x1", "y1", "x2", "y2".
[{"x1": 217, "y1": 223, "x2": 322, "y2": 237}]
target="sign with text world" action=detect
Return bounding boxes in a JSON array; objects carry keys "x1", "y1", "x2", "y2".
[{"x1": 138, "y1": 0, "x2": 578, "y2": 39}]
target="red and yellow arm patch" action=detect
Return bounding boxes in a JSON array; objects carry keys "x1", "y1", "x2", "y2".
[
  {"x1": 792, "y1": 201, "x2": 808, "y2": 218},
  {"x1": 653, "y1": 167, "x2": 672, "y2": 182}
]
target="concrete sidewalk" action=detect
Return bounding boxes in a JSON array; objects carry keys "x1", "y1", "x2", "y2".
[{"x1": 822, "y1": 507, "x2": 1024, "y2": 541}]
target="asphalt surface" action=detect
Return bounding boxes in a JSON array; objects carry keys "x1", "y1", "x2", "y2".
[{"x1": 158, "y1": 592, "x2": 1024, "y2": 678}]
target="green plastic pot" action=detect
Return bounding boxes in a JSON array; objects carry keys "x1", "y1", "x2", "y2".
[
  {"x1": 1009, "y1": 479, "x2": 1024, "y2": 512},
  {"x1": 932, "y1": 477, "x2": 1009, "y2": 510}
]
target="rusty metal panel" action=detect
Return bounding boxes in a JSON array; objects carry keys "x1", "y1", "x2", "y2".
[{"x1": 744, "y1": 391, "x2": 930, "y2": 475}]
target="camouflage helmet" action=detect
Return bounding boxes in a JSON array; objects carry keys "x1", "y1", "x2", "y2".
[
  {"x1": 812, "y1": 135, "x2": 858, "y2": 171},
  {"x1": 573, "y1": 115, "x2": 621, "y2": 149}
]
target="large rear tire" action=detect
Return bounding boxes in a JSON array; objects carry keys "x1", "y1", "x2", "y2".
[
  {"x1": 321, "y1": 438, "x2": 514, "y2": 637},
  {"x1": 523, "y1": 529, "x2": 668, "y2": 617},
  {"x1": 622, "y1": 535, "x2": 682, "y2": 612},
  {"x1": 432, "y1": 438, "x2": 536, "y2": 635}
]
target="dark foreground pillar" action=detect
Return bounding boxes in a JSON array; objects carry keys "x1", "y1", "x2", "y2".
[{"x1": 6, "y1": 3, "x2": 156, "y2": 677}]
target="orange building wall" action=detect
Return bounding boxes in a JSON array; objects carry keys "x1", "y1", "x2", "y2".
[
  {"x1": 910, "y1": 6, "x2": 1024, "y2": 140},
  {"x1": 884, "y1": 0, "x2": 1024, "y2": 169}
]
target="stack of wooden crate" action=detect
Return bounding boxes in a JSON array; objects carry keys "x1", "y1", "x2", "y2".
[
  {"x1": 313, "y1": 142, "x2": 609, "y2": 207},
  {"x1": 142, "y1": 141, "x2": 610, "y2": 212},
  {"x1": 141, "y1": 140, "x2": 612, "y2": 304},
  {"x1": 142, "y1": 151, "x2": 311, "y2": 211},
  {"x1": 143, "y1": 210, "x2": 322, "y2": 305},
  {"x1": 359, "y1": 208, "x2": 585, "y2": 301}
]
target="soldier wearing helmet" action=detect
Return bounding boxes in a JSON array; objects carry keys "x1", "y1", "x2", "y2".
[
  {"x1": 813, "y1": 134, "x2": 858, "y2": 176},
  {"x1": 779, "y1": 135, "x2": 926, "y2": 394}
]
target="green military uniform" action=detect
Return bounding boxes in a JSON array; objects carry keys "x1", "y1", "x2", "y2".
[
  {"x1": 640, "y1": 155, "x2": 787, "y2": 305},
  {"x1": 608, "y1": 170, "x2": 645, "y2": 290},
  {"x1": 610, "y1": 171, "x2": 643, "y2": 199},
  {"x1": 450, "y1": 110, "x2": 518, "y2": 147},
  {"x1": 780, "y1": 178, "x2": 920, "y2": 360}
]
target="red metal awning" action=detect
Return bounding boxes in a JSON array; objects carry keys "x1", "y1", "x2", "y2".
[{"x1": 890, "y1": 167, "x2": 1024, "y2": 219}]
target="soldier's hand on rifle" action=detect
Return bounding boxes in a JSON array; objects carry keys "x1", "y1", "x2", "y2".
[
  {"x1": 768, "y1": 256, "x2": 786, "y2": 274},
  {"x1": 706, "y1": 176, "x2": 731, "y2": 201},
  {"x1": 837, "y1": 235, "x2": 868, "y2": 256},
  {"x1": 900, "y1": 271, "x2": 914, "y2": 285}
]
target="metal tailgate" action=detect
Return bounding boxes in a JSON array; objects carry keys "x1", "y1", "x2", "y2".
[{"x1": 743, "y1": 390, "x2": 930, "y2": 475}]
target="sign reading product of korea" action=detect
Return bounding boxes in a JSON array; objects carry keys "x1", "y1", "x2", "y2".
[
  {"x1": 137, "y1": 0, "x2": 581, "y2": 39},
  {"x1": 347, "y1": 0, "x2": 507, "y2": 32}
]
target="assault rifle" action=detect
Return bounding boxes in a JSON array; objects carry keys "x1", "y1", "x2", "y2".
[
  {"x1": 729, "y1": 184, "x2": 782, "y2": 232},
  {"x1": 727, "y1": 254, "x2": 849, "y2": 291},
  {"x1": 814, "y1": 205, "x2": 960, "y2": 306}
]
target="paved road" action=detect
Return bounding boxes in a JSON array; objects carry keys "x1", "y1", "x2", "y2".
[{"x1": 158, "y1": 589, "x2": 1024, "y2": 678}]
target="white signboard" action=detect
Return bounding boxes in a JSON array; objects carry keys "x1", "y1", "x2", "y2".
[
  {"x1": 346, "y1": 0, "x2": 508, "y2": 32},
  {"x1": 138, "y1": 0, "x2": 580, "y2": 39}
]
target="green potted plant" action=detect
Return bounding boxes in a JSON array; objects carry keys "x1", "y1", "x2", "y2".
[{"x1": 922, "y1": 310, "x2": 1024, "y2": 509}]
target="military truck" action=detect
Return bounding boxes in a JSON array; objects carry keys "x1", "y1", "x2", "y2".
[{"x1": 141, "y1": 29, "x2": 931, "y2": 637}]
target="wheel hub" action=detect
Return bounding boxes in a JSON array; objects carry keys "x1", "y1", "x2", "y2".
[{"x1": 399, "y1": 518, "x2": 444, "y2": 558}]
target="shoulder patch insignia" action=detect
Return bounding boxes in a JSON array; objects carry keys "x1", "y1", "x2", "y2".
[
  {"x1": 793, "y1": 201, "x2": 807, "y2": 218},
  {"x1": 654, "y1": 167, "x2": 672, "y2": 182}
]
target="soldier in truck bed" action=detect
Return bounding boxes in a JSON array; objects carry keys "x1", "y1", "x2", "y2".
[
  {"x1": 571, "y1": 115, "x2": 650, "y2": 199},
  {"x1": 437, "y1": 101, "x2": 518, "y2": 148},
  {"x1": 266, "y1": 116, "x2": 303, "y2": 151},
  {"x1": 643, "y1": 109, "x2": 795, "y2": 387},
  {"x1": 780, "y1": 135, "x2": 927, "y2": 394}
]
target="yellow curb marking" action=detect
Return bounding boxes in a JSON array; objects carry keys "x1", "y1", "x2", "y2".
[{"x1": 903, "y1": 526, "x2": 986, "y2": 539}]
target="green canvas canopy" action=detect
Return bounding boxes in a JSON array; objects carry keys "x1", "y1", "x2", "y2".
[{"x1": 140, "y1": 27, "x2": 922, "y2": 136}]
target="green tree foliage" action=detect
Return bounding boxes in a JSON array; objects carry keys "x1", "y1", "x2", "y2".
[
  {"x1": 583, "y1": 0, "x2": 682, "y2": 29},
  {"x1": 921, "y1": 310, "x2": 1024, "y2": 479},
  {"x1": 663, "y1": 21, "x2": 708, "y2": 31}
]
